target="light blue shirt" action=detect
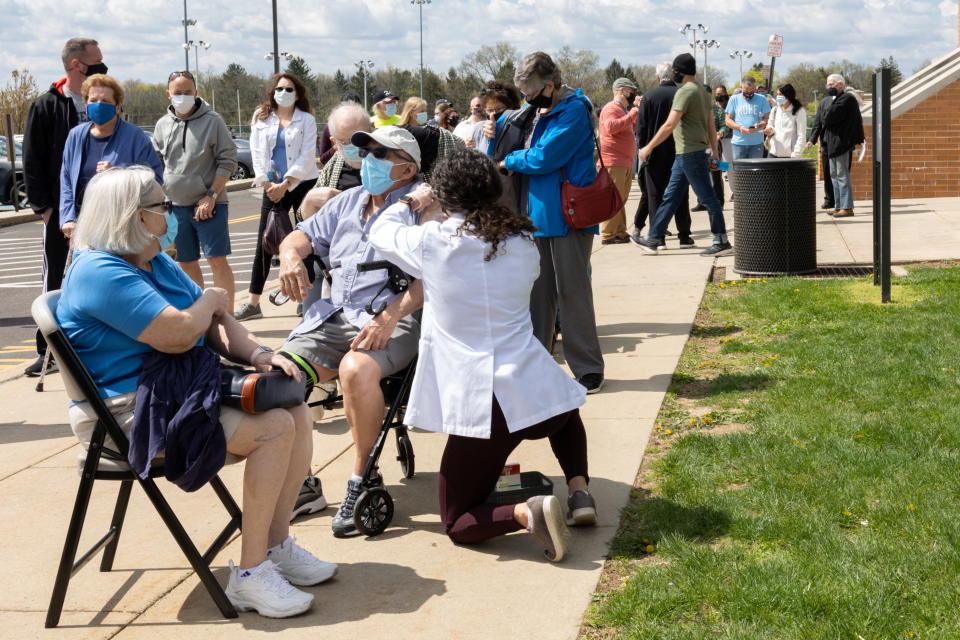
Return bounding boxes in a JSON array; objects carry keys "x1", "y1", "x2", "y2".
[
  {"x1": 56, "y1": 250, "x2": 203, "y2": 398},
  {"x1": 290, "y1": 181, "x2": 421, "y2": 336},
  {"x1": 271, "y1": 127, "x2": 288, "y2": 179},
  {"x1": 725, "y1": 93, "x2": 771, "y2": 146}
]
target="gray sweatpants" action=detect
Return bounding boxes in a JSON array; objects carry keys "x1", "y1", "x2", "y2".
[{"x1": 530, "y1": 230, "x2": 604, "y2": 379}]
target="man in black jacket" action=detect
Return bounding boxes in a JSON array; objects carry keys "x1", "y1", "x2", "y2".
[
  {"x1": 807, "y1": 74, "x2": 864, "y2": 217},
  {"x1": 807, "y1": 94, "x2": 838, "y2": 210},
  {"x1": 631, "y1": 62, "x2": 692, "y2": 247},
  {"x1": 22, "y1": 37, "x2": 105, "y2": 376}
]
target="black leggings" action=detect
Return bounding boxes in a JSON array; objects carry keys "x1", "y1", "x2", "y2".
[{"x1": 248, "y1": 178, "x2": 317, "y2": 296}]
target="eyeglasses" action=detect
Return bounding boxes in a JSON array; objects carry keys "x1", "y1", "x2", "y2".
[
  {"x1": 275, "y1": 87, "x2": 295, "y2": 93},
  {"x1": 167, "y1": 70, "x2": 195, "y2": 82},
  {"x1": 142, "y1": 200, "x2": 172, "y2": 215},
  {"x1": 358, "y1": 147, "x2": 414, "y2": 164}
]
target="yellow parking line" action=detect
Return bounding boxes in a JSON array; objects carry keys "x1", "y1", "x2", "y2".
[
  {"x1": 229, "y1": 214, "x2": 260, "y2": 224},
  {"x1": 0, "y1": 358, "x2": 31, "y2": 362},
  {"x1": 0, "y1": 348, "x2": 36, "y2": 353},
  {"x1": 21, "y1": 339, "x2": 34, "y2": 343}
]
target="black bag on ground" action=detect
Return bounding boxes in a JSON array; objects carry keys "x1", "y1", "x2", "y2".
[
  {"x1": 220, "y1": 366, "x2": 306, "y2": 414},
  {"x1": 262, "y1": 205, "x2": 293, "y2": 255}
]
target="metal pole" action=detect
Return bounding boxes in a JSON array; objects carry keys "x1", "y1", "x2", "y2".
[
  {"x1": 182, "y1": 0, "x2": 190, "y2": 69},
  {"x1": 872, "y1": 67, "x2": 892, "y2": 302},
  {"x1": 418, "y1": 2, "x2": 424, "y2": 97},
  {"x1": 767, "y1": 57, "x2": 776, "y2": 94},
  {"x1": 363, "y1": 70, "x2": 368, "y2": 111},
  {"x1": 193, "y1": 44, "x2": 200, "y2": 88},
  {"x1": 703, "y1": 46, "x2": 708, "y2": 84},
  {"x1": 271, "y1": 0, "x2": 280, "y2": 75},
  {"x1": 872, "y1": 72, "x2": 880, "y2": 285},
  {"x1": 237, "y1": 89, "x2": 241, "y2": 130}
]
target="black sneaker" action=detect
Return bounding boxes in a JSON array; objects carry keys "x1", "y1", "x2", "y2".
[
  {"x1": 331, "y1": 473, "x2": 384, "y2": 537},
  {"x1": 25, "y1": 354, "x2": 58, "y2": 378},
  {"x1": 629, "y1": 234, "x2": 661, "y2": 255},
  {"x1": 821, "y1": 200, "x2": 835, "y2": 210},
  {"x1": 566, "y1": 490, "x2": 598, "y2": 526},
  {"x1": 691, "y1": 203, "x2": 707, "y2": 212},
  {"x1": 577, "y1": 373, "x2": 604, "y2": 394},
  {"x1": 678, "y1": 236, "x2": 696, "y2": 247},
  {"x1": 700, "y1": 242, "x2": 734, "y2": 257},
  {"x1": 290, "y1": 476, "x2": 327, "y2": 522},
  {"x1": 233, "y1": 303, "x2": 263, "y2": 321}
]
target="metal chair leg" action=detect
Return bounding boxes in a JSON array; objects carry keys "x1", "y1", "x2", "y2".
[{"x1": 100, "y1": 480, "x2": 133, "y2": 572}]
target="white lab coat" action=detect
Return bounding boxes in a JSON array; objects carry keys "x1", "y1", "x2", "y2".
[
  {"x1": 249, "y1": 107, "x2": 320, "y2": 186},
  {"x1": 369, "y1": 205, "x2": 586, "y2": 439}
]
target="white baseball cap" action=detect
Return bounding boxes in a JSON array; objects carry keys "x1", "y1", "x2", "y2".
[{"x1": 351, "y1": 126, "x2": 421, "y2": 170}]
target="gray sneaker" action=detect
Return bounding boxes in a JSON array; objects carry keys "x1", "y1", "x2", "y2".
[
  {"x1": 331, "y1": 473, "x2": 384, "y2": 537},
  {"x1": 290, "y1": 476, "x2": 327, "y2": 522},
  {"x1": 234, "y1": 303, "x2": 263, "y2": 321},
  {"x1": 566, "y1": 490, "x2": 597, "y2": 526},
  {"x1": 526, "y1": 495, "x2": 570, "y2": 562}
]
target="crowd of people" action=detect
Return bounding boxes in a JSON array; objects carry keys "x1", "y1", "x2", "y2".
[{"x1": 19, "y1": 35, "x2": 865, "y2": 621}]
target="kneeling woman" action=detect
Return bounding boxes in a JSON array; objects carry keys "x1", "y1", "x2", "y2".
[
  {"x1": 58, "y1": 166, "x2": 334, "y2": 618},
  {"x1": 369, "y1": 148, "x2": 596, "y2": 561}
]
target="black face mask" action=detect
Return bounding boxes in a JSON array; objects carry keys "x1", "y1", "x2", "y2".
[
  {"x1": 672, "y1": 71, "x2": 685, "y2": 84},
  {"x1": 83, "y1": 62, "x2": 108, "y2": 76},
  {"x1": 625, "y1": 92, "x2": 637, "y2": 105},
  {"x1": 448, "y1": 115, "x2": 461, "y2": 127},
  {"x1": 716, "y1": 96, "x2": 728, "y2": 106},
  {"x1": 526, "y1": 86, "x2": 554, "y2": 109}
]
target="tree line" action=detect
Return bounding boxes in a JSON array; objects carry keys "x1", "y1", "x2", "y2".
[{"x1": 0, "y1": 43, "x2": 914, "y2": 137}]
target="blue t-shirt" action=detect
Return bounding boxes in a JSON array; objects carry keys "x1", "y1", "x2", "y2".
[
  {"x1": 57, "y1": 250, "x2": 204, "y2": 398},
  {"x1": 77, "y1": 132, "x2": 112, "y2": 207},
  {"x1": 271, "y1": 127, "x2": 288, "y2": 179},
  {"x1": 725, "y1": 93, "x2": 771, "y2": 146}
]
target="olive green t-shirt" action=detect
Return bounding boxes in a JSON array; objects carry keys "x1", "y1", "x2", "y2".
[{"x1": 671, "y1": 81, "x2": 711, "y2": 154}]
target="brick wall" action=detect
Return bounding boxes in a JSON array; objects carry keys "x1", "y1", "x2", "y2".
[{"x1": 849, "y1": 78, "x2": 960, "y2": 200}]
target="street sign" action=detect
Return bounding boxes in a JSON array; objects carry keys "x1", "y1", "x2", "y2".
[{"x1": 767, "y1": 34, "x2": 784, "y2": 58}]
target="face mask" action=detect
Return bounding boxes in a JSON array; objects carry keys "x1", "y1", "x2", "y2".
[
  {"x1": 827, "y1": 87, "x2": 839, "y2": 97},
  {"x1": 83, "y1": 62, "x2": 108, "y2": 76},
  {"x1": 448, "y1": 115, "x2": 461, "y2": 127},
  {"x1": 526, "y1": 86, "x2": 553, "y2": 109},
  {"x1": 341, "y1": 143, "x2": 362, "y2": 166},
  {"x1": 776, "y1": 95, "x2": 787, "y2": 106},
  {"x1": 415, "y1": 111, "x2": 428, "y2": 125},
  {"x1": 384, "y1": 103, "x2": 398, "y2": 117},
  {"x1": 672, "y1": 71, "x2": 685, "y2": 84},
  {"x1": 361, "y1": 155, "x2": 408, "y2": 196},
  {"x1": 743, "y1": 91, "x2": 755, "y2": 100},
  {"x1": 170, "y1": 94, "x2": 195, "y2": 115},
  {"x1": 86, "y1": 102, "x2": 116, "y2": 125},
  {"x1": 274, "y1": 89, "x2": 296, "y2": 107},
  {"x1": 716, "y1": 96, "x2": 728, "y2": 105},
  {"x1": 149, "y1": 210, "x2": 179, "y2": 251},
  {"x1": 624, "y1": 92, "x2": 637, "y2": 105}
]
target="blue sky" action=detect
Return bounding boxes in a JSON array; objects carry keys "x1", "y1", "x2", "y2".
[{"x1": 3, "y1": 0, "x2": 957, "y2": 89}]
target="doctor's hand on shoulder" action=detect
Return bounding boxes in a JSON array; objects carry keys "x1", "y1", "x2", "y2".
[{"x1": 404, "y1": 184, "x2": 445, "y2": 223}]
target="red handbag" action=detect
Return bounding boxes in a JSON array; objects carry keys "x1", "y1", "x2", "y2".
[{"x1": 560, "y1": 134, "x2": 624, "y2": 229}]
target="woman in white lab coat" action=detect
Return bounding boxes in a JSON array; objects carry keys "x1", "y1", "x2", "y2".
[{"x1": 369, "y1": 148, "x2": 595, "y2": 562}]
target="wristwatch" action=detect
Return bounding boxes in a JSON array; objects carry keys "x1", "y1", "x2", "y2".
[
  {"x1": 206, "y1": 189, "x2": 218, "y2": 199},
  {"x1": 249, "y1": 345, "x2": 274, "y2": 365}
]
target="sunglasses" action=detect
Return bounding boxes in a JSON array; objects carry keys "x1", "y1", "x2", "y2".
[
  {"x1": 358, "y1": 146, "x2": 413, "y2": 163},
  {"x1": 142, "y1": 200, "x2": 173, "y2": 214},
  {"x1": 275, "y1": 87, "x2": 295, "y2": 93},
  {"x1": 168, "y1": 70, "x2": 195, "y2": 82}
]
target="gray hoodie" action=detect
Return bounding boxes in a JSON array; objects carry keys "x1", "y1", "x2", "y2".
[{"x1": 153, "y1": 99, "x2": 237, "y2": 206}]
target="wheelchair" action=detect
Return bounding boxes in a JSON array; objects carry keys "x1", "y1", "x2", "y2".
[{"x1": 281, "y1": 254, "x2": 419, "y2": 537}]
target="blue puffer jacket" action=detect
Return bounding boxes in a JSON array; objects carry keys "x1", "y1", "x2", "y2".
[{"x1": 503, "y1": 87, "x2": 598, "y2": 237}]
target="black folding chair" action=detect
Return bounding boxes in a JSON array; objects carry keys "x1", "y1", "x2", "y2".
[{"x1": 31, "y1": 291, "x2": 243, "y2": 628}]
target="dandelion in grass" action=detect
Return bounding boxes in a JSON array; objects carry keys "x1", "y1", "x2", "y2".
[{"x1": 908, "y1": 504, "x2": 917, "y2": 511}]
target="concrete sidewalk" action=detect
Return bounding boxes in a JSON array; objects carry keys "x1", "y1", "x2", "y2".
[{"x1": 0, "y1": 186, "x2": 956, "y2": 640}]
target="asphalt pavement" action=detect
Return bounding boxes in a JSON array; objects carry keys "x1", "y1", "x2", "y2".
[{"x1": 0, "y1": 189, "x2": 265, "y2": 371}]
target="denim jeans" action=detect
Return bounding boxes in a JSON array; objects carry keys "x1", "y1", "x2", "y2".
[
  {"x1": 732, "y1": 143, "x2": 764, "y2": 160},
  {"x1": 649, "y1": 150, "x2": 727, "y2": 242},
  {"x1": 829, "y1": 151, "x2": 854, "y2": 209}
]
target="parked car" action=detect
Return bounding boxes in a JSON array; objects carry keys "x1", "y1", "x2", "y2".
[
  {"x1": 231, "y1": 138, "x2": 254, "y2": 181},
  {"x1": 0, "y1": 137, "x2": 26, "y2": 208}
]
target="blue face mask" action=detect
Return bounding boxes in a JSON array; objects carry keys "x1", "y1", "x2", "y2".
[
  {"x1": 361, "y1": 155, "x2": 407, "y2": 196},
  {"x1": 148, "y1": 210, "x2": 179, "y2": 251},
  {"x1": 384, "y1": 103, "x2": 398, "y2": 118},
  {"x1": 415, "y1": 111, "x2": 428, "y2": 125},
  {"x1": 87, "y1": 102, "x2": 116, "y2": 125},
  {"x1": 341, "y1": 143, "x2": 361, "y2": 165},
  {"x1": 776, "y1": 95, "x2": 787, "y2": 106}
]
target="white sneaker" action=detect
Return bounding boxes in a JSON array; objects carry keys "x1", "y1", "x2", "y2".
[
  {"x1": 225, "y1": 559, "x2": 314, "y2": 618},
  {"x1": 268, "y1": 536, "x2": 338, "y2": 586}
]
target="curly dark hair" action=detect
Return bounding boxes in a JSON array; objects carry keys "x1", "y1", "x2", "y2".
[
  {"x1": 479, "y1": 80, "x2": 522, "y2": 110},
  {"x1": 430, "y1": 148, "x2": 536, "y2": 261}
]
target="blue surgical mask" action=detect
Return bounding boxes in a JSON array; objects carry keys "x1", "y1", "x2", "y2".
[
  {"x1": 361, "y1": 155, "x2": 406, "y2": 196},
  {"x1": 415, "y1": 111, "x2": 428, "y2": 125},
  {"x1": 87, "y1": 102, "x2": 116, "y2": 125},
  {"x1": 341, "y1": 143, "x2": 361, "y2": 165},
  {"x1": 384, "y1": 103, "x2": 398, "y2": 118},
  {"x1": 152, "y1": 210, "x2": 179, "y2": 251},
  {"x1": 776, "y1": 95, "x2": 787, "y2": 106}
]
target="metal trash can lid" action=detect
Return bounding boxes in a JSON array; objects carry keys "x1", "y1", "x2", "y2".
[{"x1": 731, "y1": 158, "x2": 815, "y2": 169}]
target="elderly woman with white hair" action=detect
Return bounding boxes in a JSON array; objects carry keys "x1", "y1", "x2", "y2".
[{"x1": 56, "y1": 166, "x2": 335, "y2": 618}]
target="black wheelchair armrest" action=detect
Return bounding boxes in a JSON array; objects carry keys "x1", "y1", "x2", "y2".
[{"x1": 356, "y1": 260, "x2": 414, "y2": 317}]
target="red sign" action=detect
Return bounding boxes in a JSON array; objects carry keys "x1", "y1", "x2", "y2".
[{"x1": 767, "y1": 34, "x2": 784, "y2": 58}]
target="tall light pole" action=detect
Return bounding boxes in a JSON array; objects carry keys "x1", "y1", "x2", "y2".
[
  {"x1": 696, "y1": 39, "x2": 719, "y2": 84},
  {"x1": 411, "y1": 0, "x2": 431, "y2": 98},
  {"x1": 264, "y1": 51, "x2": 294, "y2": 75},
  {"x1": 679, "y1": 23, "x2": 708, "y2": 72},
  {"x1": 181, "y1": 0, "x2": 196, "y2": 70},
  {"x1": 729, "y1": 50, "x2": 753, "y2": 80},
  {"x1": 355, "y1": 60, "x2": 375, "y2": 111},
  {"x1": 271, "y1": 0, "x2": 280, "y2": 74}
]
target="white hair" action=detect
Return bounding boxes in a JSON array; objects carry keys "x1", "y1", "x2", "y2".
[
  {"x1": 72, "y1": 166, "x2": 159, "y2": 255},
  {"x1": 827, "y1": 73, "x2": 845, "y2": 86},
  {"x1": 655, "y1": 62, "x2": 672, "y2": 80},
  {"x1": 328, "y1": 101, "x2": 371, "y2": 139}
]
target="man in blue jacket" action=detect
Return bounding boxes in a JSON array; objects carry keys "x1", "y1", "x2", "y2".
[{"x1": 499, "y1": 51, "x2": 605, "y2": 394}]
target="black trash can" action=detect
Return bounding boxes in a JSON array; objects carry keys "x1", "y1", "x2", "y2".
[{"x1": 731, "y1": 157, "x2": 817, "y2": 276}]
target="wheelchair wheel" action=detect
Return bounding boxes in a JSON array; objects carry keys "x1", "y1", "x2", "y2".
[
  {"x1": 396, "y1": 432, "x2": 415, "y2": 479},
  {"x1": 353, "y1": 487, "x2": 394, "y2": 536}
]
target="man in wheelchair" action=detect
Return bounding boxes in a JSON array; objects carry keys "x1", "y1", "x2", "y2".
[{"x1": 275, "y1": 126, "x2": 424, "y2": 537}]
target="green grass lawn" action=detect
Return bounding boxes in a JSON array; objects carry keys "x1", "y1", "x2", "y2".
[{"x1": 583, "y1": 265, "x2": 960, "y2": 640}]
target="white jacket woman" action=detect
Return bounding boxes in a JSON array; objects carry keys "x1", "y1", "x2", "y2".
[
  {"x1": 249, "y1": 106, "x2": 319, "y2": 186},
  {"x1": 766, "y1": 86, "x2": 808, "y2": 159}
]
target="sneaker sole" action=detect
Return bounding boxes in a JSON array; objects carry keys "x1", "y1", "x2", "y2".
[
  {"x1": 226, "y1": 592, "x2": 314, "y2": 618},
  {"x1": 542, "y1": 496, "x2": 570, "y2": 562},
  {"x1": 567, "y1": 507, "x2": 598, "y2": 526},
  {"x1": 701, "y1": 248, "x2": 734, "y2": 257},
  {"x1": 585, "y1": 379, "x2": 605, "y2": 395},
  {"x1": 285, "y1": 564, "x2": 338, "y2": 587},
  {"x1": 235, "y1": 314, "x2": 264, "y2": 321},
  {"x1": 290, "y1": 495, "x2": 328, "y2": 522}
]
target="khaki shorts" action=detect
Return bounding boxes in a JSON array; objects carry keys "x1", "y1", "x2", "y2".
[
  {"x1": 282, "y1": 310, "x2": 420, "y2": 377},
  {"x1": 68, "y1": 391, "x2": 244, "y2": 456}
]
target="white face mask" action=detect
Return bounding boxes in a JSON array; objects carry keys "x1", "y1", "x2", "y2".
[
  {"x1": 170, "y1": 94, "x2": 195, "y2": 115},
  {"x1": 274, "y1": 89, "x2": 296, "y2": 108}
]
